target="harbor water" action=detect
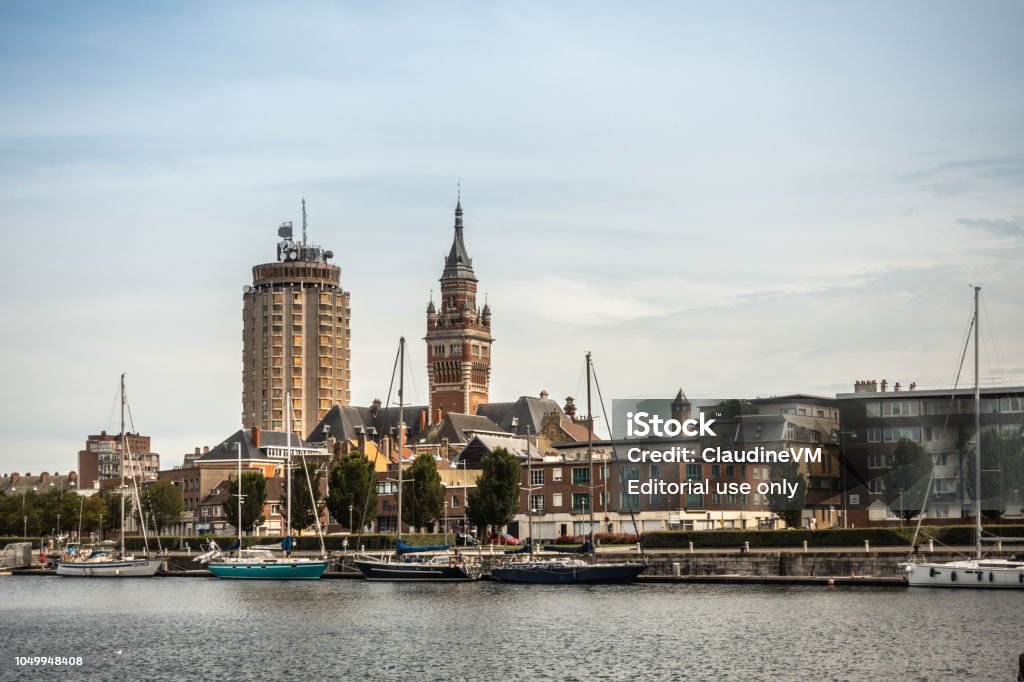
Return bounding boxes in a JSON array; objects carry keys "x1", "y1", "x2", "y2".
[{"x1": 3, "y1": 576, "x2": 1021, "y2": 680}]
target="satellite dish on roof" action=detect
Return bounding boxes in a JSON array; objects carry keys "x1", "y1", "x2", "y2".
[{"x1": 242, "y1": 285, "x2": 252, "y2": 293}]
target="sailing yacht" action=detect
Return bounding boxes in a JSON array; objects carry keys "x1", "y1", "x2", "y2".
[
  {"x1": 490, "y1": 352, "x2": 647, "y2": 585},
  {"x1": 353, "y1": 337, "x2": 482, "y2": 581},
  {"x1": 57, "y1": 374, "x2": 161, "y2": 578},
  {"x1": 904, "y1": 287, "x2": 1024, "y2": 588},
  {"x1": 201, "y1": 392, "x2": 329, "y2": 580}
]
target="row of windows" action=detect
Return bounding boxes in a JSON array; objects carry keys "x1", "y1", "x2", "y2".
[{"x1": 865, "y1": 396, "x2": 1024, "y2": 417}]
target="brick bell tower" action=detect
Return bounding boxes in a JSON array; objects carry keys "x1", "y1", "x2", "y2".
[{"x1": 425, "y1": 196, "x2": 493, "y2": 422}]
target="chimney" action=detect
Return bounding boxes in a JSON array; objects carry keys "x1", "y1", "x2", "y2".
[
  {"x1": 894, "y1": 382, "x2": 901, "y2": 392},
  {"x1": 69, "y1": 471, "x2": 77, "y2": 482},
  {"x1": 540, "y1": 390, "x2": 549, "y2": 400},
  {"x1": 564, "y1": 397, "x2": 577, "y2": 418},
  {"x1": 357, "y1": 426, "x2": 366, "y2": 456},
  {"x1": 371, "y1": 398, "x2": 382, "y2": 418},
  {"x1": 10, "y1": 473, "x2": 19, "y2": 485},
  {"x1": 435, "y1": 408, "x2": 443, "y2": 424},
  {"x1": 194, "y1": 447, "x2": 200, "y2": 455},
  {"x1": 203, "y1": 446, "x2": 209, "y2": 454},
  {"x1": 40, "y1": 472, "x2": 49, "y2": 485},
  {"x1": 419, "y1": 409, "x2": 427, "y2": 434},
  {"x1": 909, "y1": 382, "x2": 917, "y2": 391},
  {"x1": 881, "y1": 379, "x2": 888, "y2": 392},
  {"x1": 251, "y1": 426, "x2": 261, "y2": 449}
]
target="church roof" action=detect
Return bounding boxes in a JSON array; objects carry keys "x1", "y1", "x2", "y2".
[{"x1": 476, "y1": 395, "x2": 565, "y2": 435}]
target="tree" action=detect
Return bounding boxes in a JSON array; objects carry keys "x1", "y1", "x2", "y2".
[
  {"x1": 287, "y1": 460, "x2": 323, "y2": 534},
  {"x1": 886, "y1": 438, "x2": 933, "y2": 522},
  {"x1": 140, "y1": 480, "x2": 184, "y2": 535},
  {"x1": 327, "y1": 454, "x2": 377, "y2": 531},
  {"x1": 466, "y1": 448, "x2": 520, "y2": 538},
  {"x1": 401, "y1": 453, "x2": 445, "y2": 531},
  {"x1": 963, "y1": 424, "x2": 1024, "y2": 521},
  {"x1": 766, "y1": 459, "x2": 807, "y2": 528},
  {"x1": 226, "y1": 471, "x2": 267, "y2": 536},
  {"x1": 99, "y1": 490, "x2": 125, "y2": 534},
  {"x1": 710, "y1": 399, "x2": 760, "y2": 420}
]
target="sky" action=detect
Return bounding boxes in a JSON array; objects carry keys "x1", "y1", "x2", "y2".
[{"x1": 1, "y1": 1, "x2": 1022, "y2": 475}]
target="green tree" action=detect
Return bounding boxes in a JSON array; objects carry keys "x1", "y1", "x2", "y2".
[
  {"x1": 140, "y1": 480, "x2": 185, "y2": 535},
  {"x1": 766, "y1": 459, "x2": 808, "y2": 528},
  {"x1": 226, "y1": 471, "x2": 267, "y2": 536},
  {"x1": 401, "y1": 453, "x2": 445, "y2": 531},
  {"x1": 99, "y1": 490, "x2": 125, "y2": 534},
  {"x1": 287, "y1": 461, "x2": 323, "y2": 534},
  {"x1": 327, "y1": 454, "x2": 377, "y2": 531},
  {"x1": 886, "y1": 438, "x2": 933, "y2": 522},
  {"x1": 709, "y1": 399, "x2": 760, "y2": 420},
  {"x1": 963, "y1": 424, "x2": 1024, "y2": 521},
  {"x1": 466, "y1": 448, "x2": 520, "y2": 538}
]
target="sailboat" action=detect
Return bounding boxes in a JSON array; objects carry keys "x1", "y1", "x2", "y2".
[
  {"x1": 353, "y1": 337, "x2": 482, "y2": 581},
  {"x1": 201, "y1": 392, "x2": 330, "y2": 580},
  {"x1": 57, "y1": 374, "x2": 161, "y2": 578},
  {"x1": 490, "y1": 352, "x2": 647, "y2": 584},
  {"x1": 904, "y1": 287, "x2": 1024, "y2": 588}
]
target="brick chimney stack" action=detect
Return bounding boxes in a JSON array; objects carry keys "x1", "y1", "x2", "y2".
[{"x1": 251, "y1": 426, "x2": 261, "y2": 449}]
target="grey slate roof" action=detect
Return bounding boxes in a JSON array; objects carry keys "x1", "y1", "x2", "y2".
[
  {"x1": 476, "y1": 396, "x2": 565, "y2": 435},
  {"x1": 454, "y1": 433, "x2": 538, "y2": 468},
  {"x1": 441, "y1": 200, "x2": 476, "y2": 281},
  {"x1": 196, "y1": 428, "x2": 317, "y2": 463},
  {"x1": 307, "y1": 404, "x2": 430, "y2": 445},
  {"x1": 439, "y1": 413, "x2": 506, "y2": 445}
]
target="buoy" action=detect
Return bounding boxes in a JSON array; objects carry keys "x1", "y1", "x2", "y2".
[{"x1": 827, "y1": 578, "x2": 835, "y2": 587}]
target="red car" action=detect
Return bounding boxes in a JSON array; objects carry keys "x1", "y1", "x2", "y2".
[{"x1": 488, "y1": 534, "x2": 521, "y2": 545}]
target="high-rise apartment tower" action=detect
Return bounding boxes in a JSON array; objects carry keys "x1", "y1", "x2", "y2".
[{"x1": 242, "y1": 202, "x2": 351, "y2": 436}]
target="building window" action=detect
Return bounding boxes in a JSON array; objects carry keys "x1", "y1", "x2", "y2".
[
  {"x1": 451, "y1": 495, "x2": 460, "y2": 508},
  {"x1": 868, "y1": 478, "x2": 884, "y2": 494},
  {"x1": 754, "y1": 424, "x2": 764, "y2": 440},
  {"x1": 868, "y1": 453, "x2": 890, "y2": 469},
  {"x1": 572, "y1": 467, "x2": 590, "y2": 485},
  {"x1": 866, "y1": 402, "x2": 881, "y2": 417},
  {"x1": 933, "y1": 452, "x2": 948, "y2": 467},
  {"x1": 553, "y1": 468, "x2": 563, "y2": 482},
  {"x1": 619, "y1": 492, "x2": 640, "y2": 509},
  {"x1": 530, "y1": 470, "x2": 544, "y2": 486},
  {"x1": 552, "y1": 493, "x2": 563, "y2": 507},
  {"x1": 867, "y1": 428, "x2": 881, "y2": 443},
  {"x1": 572, "y1": 493, "x2": 590, "y2": 512},
  {"x1": 620, "y1": 465, "x2": 639, "y2": 483},
  {"x1": 530, "y1": 494, "x2": 544, "y2": 513}
]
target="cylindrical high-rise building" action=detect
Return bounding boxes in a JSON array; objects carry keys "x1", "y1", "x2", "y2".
[{"x1": 242, "y1": 203, "x2": 351, "y2": 437}]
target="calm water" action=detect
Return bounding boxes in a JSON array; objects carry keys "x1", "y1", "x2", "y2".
[{"x1": 2, "y1": 577, "x2": 1022, "y2": 681}]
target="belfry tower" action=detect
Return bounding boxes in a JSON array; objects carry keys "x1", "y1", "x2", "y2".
[{"x1": 425, "y1": 197, "x2": 493, "y2": 421}]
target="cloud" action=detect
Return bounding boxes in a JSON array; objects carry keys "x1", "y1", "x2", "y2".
[
  {"x1": 957, "y1": 215, "x2": 1024, "y2": 241},
  {"x1": 898, "y1": 154, "x2": 1024, "y2": 197}
]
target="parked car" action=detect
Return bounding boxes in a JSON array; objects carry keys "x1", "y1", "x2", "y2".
[
  {"x1": 488, "y1": 534, "x2": 521, "y2": 546},
  {"x1": 455, "y1": 532, "x2": 479, "y2": 547}
]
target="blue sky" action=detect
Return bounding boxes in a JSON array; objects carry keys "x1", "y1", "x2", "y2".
[{"x1": 1, "y1": 1, "x2": 1022, "y2": 475}]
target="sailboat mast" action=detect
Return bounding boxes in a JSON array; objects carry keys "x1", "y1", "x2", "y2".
[
  {"x1": 974, "y1": 285, "x2": 982, "y2": 560},
  {"x1": 237, "y1": 441, "x2": 243, "y2": 551},
  {"x1": 120, "y1": 372, "x2": 126, "y2": 558},
  {"x1": 586, "y1": 352, "x2": 595, "y2": 550},
  {"x1": 397, "y1": 337, "x2": 405, "y2": 541},
  {"x1": 286, "y1": 390, "x2": 292, "y2": 540}
]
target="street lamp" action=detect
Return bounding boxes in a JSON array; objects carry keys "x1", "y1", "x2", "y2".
[
  {"x1": 57, "y1": 514, "x2": 61, "y2": 539},
  {"x1": 23, "y1": 515, "x2": 28, "y2": 538},
  {"x1": 835, "y1": 429, "x2": 858, "y2": 529},
  {"x1": 348, "y1": 504, "x2": 354, "y2": 532}
]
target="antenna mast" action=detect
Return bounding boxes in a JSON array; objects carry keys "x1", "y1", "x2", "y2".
[{"x1": 301, "y1": 198, "x2": 308, "y2": 245}]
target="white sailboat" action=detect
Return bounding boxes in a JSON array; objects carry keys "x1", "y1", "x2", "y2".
[
  {"x1": 57, "y1": 374, "x2": 161, "y2": 578},
  {"x1": 201, "y1": 392, "x2": 329, "y2": 580},
  {"x1": 904, "y1": 287, "x2": 1024, "y2": 588}
]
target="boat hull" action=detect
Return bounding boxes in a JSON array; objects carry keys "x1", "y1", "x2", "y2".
[
  {"x1": 905, "y1": 560, "x2": 1024, "y2": 589},
  {"x1": 354, "y1": 559, "x2": 479, "y2": 582},
  {"x1": 490, "y1": 562, "x2": 647, "y2": 584},
  {"x1": 56, "y1": 558, "x2": 161, "y2": 578},
  {"x1": 207, "y1": 559, "x2": 329, "y2": 580}
]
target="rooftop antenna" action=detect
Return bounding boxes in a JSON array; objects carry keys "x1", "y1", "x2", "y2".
[
  {"x1": 302, "y1": 198, "x2": 308, "y2": 245},
  {"x1": 457, "y1": 179, "x2": 461, "y2": 203}
]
